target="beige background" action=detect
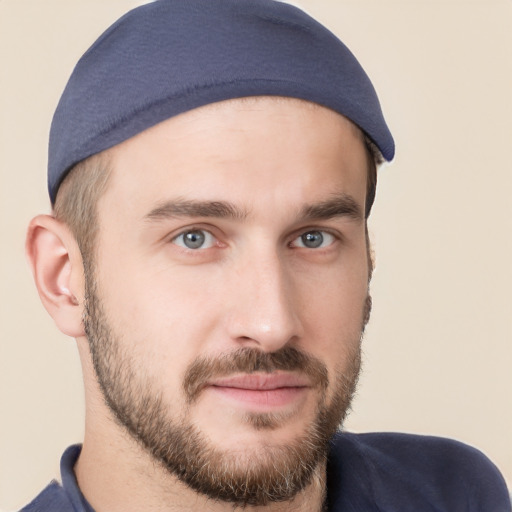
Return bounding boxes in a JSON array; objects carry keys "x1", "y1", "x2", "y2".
[{"x1": 1, "y1": 0, "x2": 511, "y2": 509}]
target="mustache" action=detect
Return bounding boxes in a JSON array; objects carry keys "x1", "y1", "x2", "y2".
[{"x1": 183, "y1": 346, "x2": 329, "y2": 404}]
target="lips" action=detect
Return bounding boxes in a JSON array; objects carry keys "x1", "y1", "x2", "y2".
[
  {"x1": 205, "y1": 373, "x2": 311, "y2": 408},
  {"x1": 210, "y1": 373, "x2": 311, "y2": 390}
]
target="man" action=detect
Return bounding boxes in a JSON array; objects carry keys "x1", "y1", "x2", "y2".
[{"x1": 19, "y1": 0, "x2": 510, "y2": 511}]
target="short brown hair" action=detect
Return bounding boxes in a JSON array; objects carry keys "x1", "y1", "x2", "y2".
[
  {"x1": 53, "y1": 153, "x2": 111, "y2": 263},
  {"x1": 364, "y1": 134, "x2": 381, "y2": 218}
]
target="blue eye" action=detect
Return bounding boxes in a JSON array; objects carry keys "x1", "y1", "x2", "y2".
[
  {"x1": 173, "y1": 229, "x2": 215, "y2": 249},
  {"x1": 293, "y1": 230, "x2": 335, "y2": 249}
]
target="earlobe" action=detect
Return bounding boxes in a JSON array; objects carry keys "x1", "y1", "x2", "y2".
[{"x1": 26, "y1": 215, "x2": 86, "y2": 338}]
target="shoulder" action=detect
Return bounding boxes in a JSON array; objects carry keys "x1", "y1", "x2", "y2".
[
  {"x1": 327, "y1": 432, "x2": 511, "y2": 512},
  {"x1": 18, "y1": 481, "x2": 74, "y2": 512},
  {"x1": 18, "y1": 445, "x2": 92, "y2": 512},
  {"x1": 335, "y1": 431, "x2": 504, "y2": 478}
]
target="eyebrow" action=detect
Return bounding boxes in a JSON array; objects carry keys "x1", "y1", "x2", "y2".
[
  {"x1": 144, "y1": 199, "x2": 249, "y2": 222},
  {"x1": 300, "y1": 195, "x2": 363, "y2": 221},
  {"x1": 144, "y1": 194, "x2": 362, "y2": 223}
]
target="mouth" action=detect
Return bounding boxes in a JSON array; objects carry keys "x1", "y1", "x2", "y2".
[{"x1": 205, "y1": 373, "x2": 312, "y2": 409}]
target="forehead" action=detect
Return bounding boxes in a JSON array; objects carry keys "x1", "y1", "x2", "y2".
[{"x1": 100, "y1": 97, "x2": 368, "y2": 217}]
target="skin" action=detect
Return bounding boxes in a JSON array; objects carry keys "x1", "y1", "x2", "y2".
[{"x1": 27, "y1": 97, "x2": 370, "y2": 512}]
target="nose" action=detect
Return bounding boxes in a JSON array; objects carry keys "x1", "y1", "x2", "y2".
[{"x1": 226, "y1": 249, "x2": 304, "y2": 352}]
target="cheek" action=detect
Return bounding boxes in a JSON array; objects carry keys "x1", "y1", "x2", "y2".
[
  {"x1": 91, "y1": 250, "x2": 225, "y2": 395},
  {"x1": 296, "y1": 252, "x2": 368, "y2": 364},
  {"x1": 301, "y1": 284, "x2": 365, "y2": 353},
  {"x1": 303, "y1": 279, "x2": 365, "y2": 402}
]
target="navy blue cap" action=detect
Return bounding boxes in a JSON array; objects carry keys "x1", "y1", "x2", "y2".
[{"x1": 48, "y1": 0, "x2": 395, "y2": 203}]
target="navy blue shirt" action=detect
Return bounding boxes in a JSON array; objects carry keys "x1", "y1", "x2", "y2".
[{"x1": 20, "y1": 432, "x2": 511, "y2": 511}]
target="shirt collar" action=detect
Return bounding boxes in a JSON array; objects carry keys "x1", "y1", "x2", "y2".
[{"x1": 60, "y1": 444, "x2": 95, "y2": 512}]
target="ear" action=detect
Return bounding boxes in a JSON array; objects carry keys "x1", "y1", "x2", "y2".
[{"x1": 26, "y1": 214, "x2": 86, "y2": 338}]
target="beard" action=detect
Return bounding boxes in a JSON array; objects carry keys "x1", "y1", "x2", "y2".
[{"x1": 83, "y1": 271, "x2": 365, "y2": 507}]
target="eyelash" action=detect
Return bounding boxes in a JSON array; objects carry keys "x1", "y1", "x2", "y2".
[
  {"x1": 289, "y1": 230, "x2": 337, "y2": 249},
  {"x1": 171, "y1": 227, "x2": 219, "y2": 250},
  {"x1": 170, "y1": 226, "x2": 339, "y2": 251}
]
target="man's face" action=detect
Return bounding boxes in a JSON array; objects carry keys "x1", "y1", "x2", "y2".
[{"x1": 84, "y1": 98, "x2": 370, "y2": 505}]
